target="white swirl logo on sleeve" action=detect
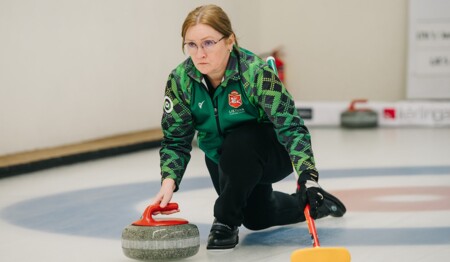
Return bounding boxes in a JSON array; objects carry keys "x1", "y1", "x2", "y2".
[{"x1": 164, "y1": 96, "x2": 174, "y2": 113}]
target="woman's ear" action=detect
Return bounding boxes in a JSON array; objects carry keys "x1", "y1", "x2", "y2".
[{"x1": 227, "y1": 34, "x2": 236, "y2": 50}]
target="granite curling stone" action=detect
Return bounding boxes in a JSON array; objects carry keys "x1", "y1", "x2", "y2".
[
  {"x1": 341, "y1": 99, "x2": 378, "y2": 128},
  {"x1": 122, "y1": 203, "x2": 200, "y2": 261}
]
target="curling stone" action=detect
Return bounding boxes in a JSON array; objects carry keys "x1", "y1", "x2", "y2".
[
  {"x1": 122, "y1": 203, "x2": 200, "y2": 261},
  {"x1": 341, "y1": 99, "x2": 378, "y2": 128}
]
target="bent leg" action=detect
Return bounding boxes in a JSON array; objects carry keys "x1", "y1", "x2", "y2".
[
  {"x1": 242, "y1": 185, "x2": 305, "y2": 230},
  {"x1": 213, "y1": 122, "x2": 299, "y2": 227}
]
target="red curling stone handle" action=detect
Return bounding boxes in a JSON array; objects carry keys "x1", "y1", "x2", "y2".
[{"x1": 132, "y1": 202, "x2": 189, "y2": 226}]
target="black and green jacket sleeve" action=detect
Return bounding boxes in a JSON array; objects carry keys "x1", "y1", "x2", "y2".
[
  {"x1": 254, "y1": 66, "x2": 318, "y2": 181},
  {"x1": 159, "y1": 73, "x2": 195, "y2": 191}
]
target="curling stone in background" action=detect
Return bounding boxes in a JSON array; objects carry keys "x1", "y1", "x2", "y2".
[
  {"x1": 340, "y1": 99, "x2": 378, "y2": 128},
  {"x1": 122, "y1": 203, "x2": 200, "y2": 261}
]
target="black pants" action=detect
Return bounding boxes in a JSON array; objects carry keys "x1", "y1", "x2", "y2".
[{"x1": 205, "y1": 122, "x2": 305, "y2": 230}]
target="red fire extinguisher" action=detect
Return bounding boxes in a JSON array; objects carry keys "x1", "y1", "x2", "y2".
[{"x1": 271, "y1": 49, "x2": 285, "y2": 83}]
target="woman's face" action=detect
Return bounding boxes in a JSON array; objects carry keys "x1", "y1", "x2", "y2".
[{"x1": 184, "y1": 24, "x2": 234, "y2": 77}]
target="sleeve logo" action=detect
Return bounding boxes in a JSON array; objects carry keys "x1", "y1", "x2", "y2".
[{"x1": 164, "y1": 96, "x2": 174, "y2": 113}]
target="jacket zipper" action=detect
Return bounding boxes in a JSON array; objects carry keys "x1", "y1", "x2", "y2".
[
  {"x1": 213, "y1": 97, "x2": 223, "y2": 137},
  {"x1": 202, "y1": 80, "x2": 223, "y2": 137}
]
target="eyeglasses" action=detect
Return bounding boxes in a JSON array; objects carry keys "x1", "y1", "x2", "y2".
[{"x1": 184, "y1": 36, "x2": 226, "y2": 55}]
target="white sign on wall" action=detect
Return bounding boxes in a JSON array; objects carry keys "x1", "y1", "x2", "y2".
[{"x1": 407, "y1": 0, "x2": 450, "y2": 99}]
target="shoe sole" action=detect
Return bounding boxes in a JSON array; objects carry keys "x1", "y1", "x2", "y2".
[
  {"x1": 207, "y1": 237, "x2": 239, "y2": 250},
  {"x1": 207, "y1": 245, "x2": 238, "y2": 250},
  {"x1": 206, "y1": 244, "x2": 238, "y2": 250}
]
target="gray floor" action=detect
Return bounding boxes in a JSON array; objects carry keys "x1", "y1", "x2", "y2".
[{"x1": 1, "y1": 127, "x2": 450, "y2": 261}]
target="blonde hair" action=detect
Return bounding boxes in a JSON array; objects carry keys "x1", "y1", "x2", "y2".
[{"x1": 181, "y1": 4, "x2": 238, "y2": 52}]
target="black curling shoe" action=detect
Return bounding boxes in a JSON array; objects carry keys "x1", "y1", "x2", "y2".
[
  {"x1": 316, "y1": 188, "x2": 347, "y2": 219},
  {"x1": 207, "y1": 219, "x2": 239, "y2": 250}
]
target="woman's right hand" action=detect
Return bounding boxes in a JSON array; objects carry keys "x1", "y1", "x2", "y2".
[{"x1": 151, "y1": 178, "x2": 179, "y2": 215}]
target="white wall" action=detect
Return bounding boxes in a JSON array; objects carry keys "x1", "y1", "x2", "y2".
[
  {"x1": 0, "y1": 0, "x2": 408, "y2": 155},
  {"x1": 407, "y1": 0, "x2": 450, "y2": 99},
  {"x1": 257, "y1": 0, "x2": 408, "y2": 101}
]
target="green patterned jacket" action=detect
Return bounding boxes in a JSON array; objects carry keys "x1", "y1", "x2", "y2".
[{"x1": 160, "y1": 47, "x2": 317, "y2": 190}]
